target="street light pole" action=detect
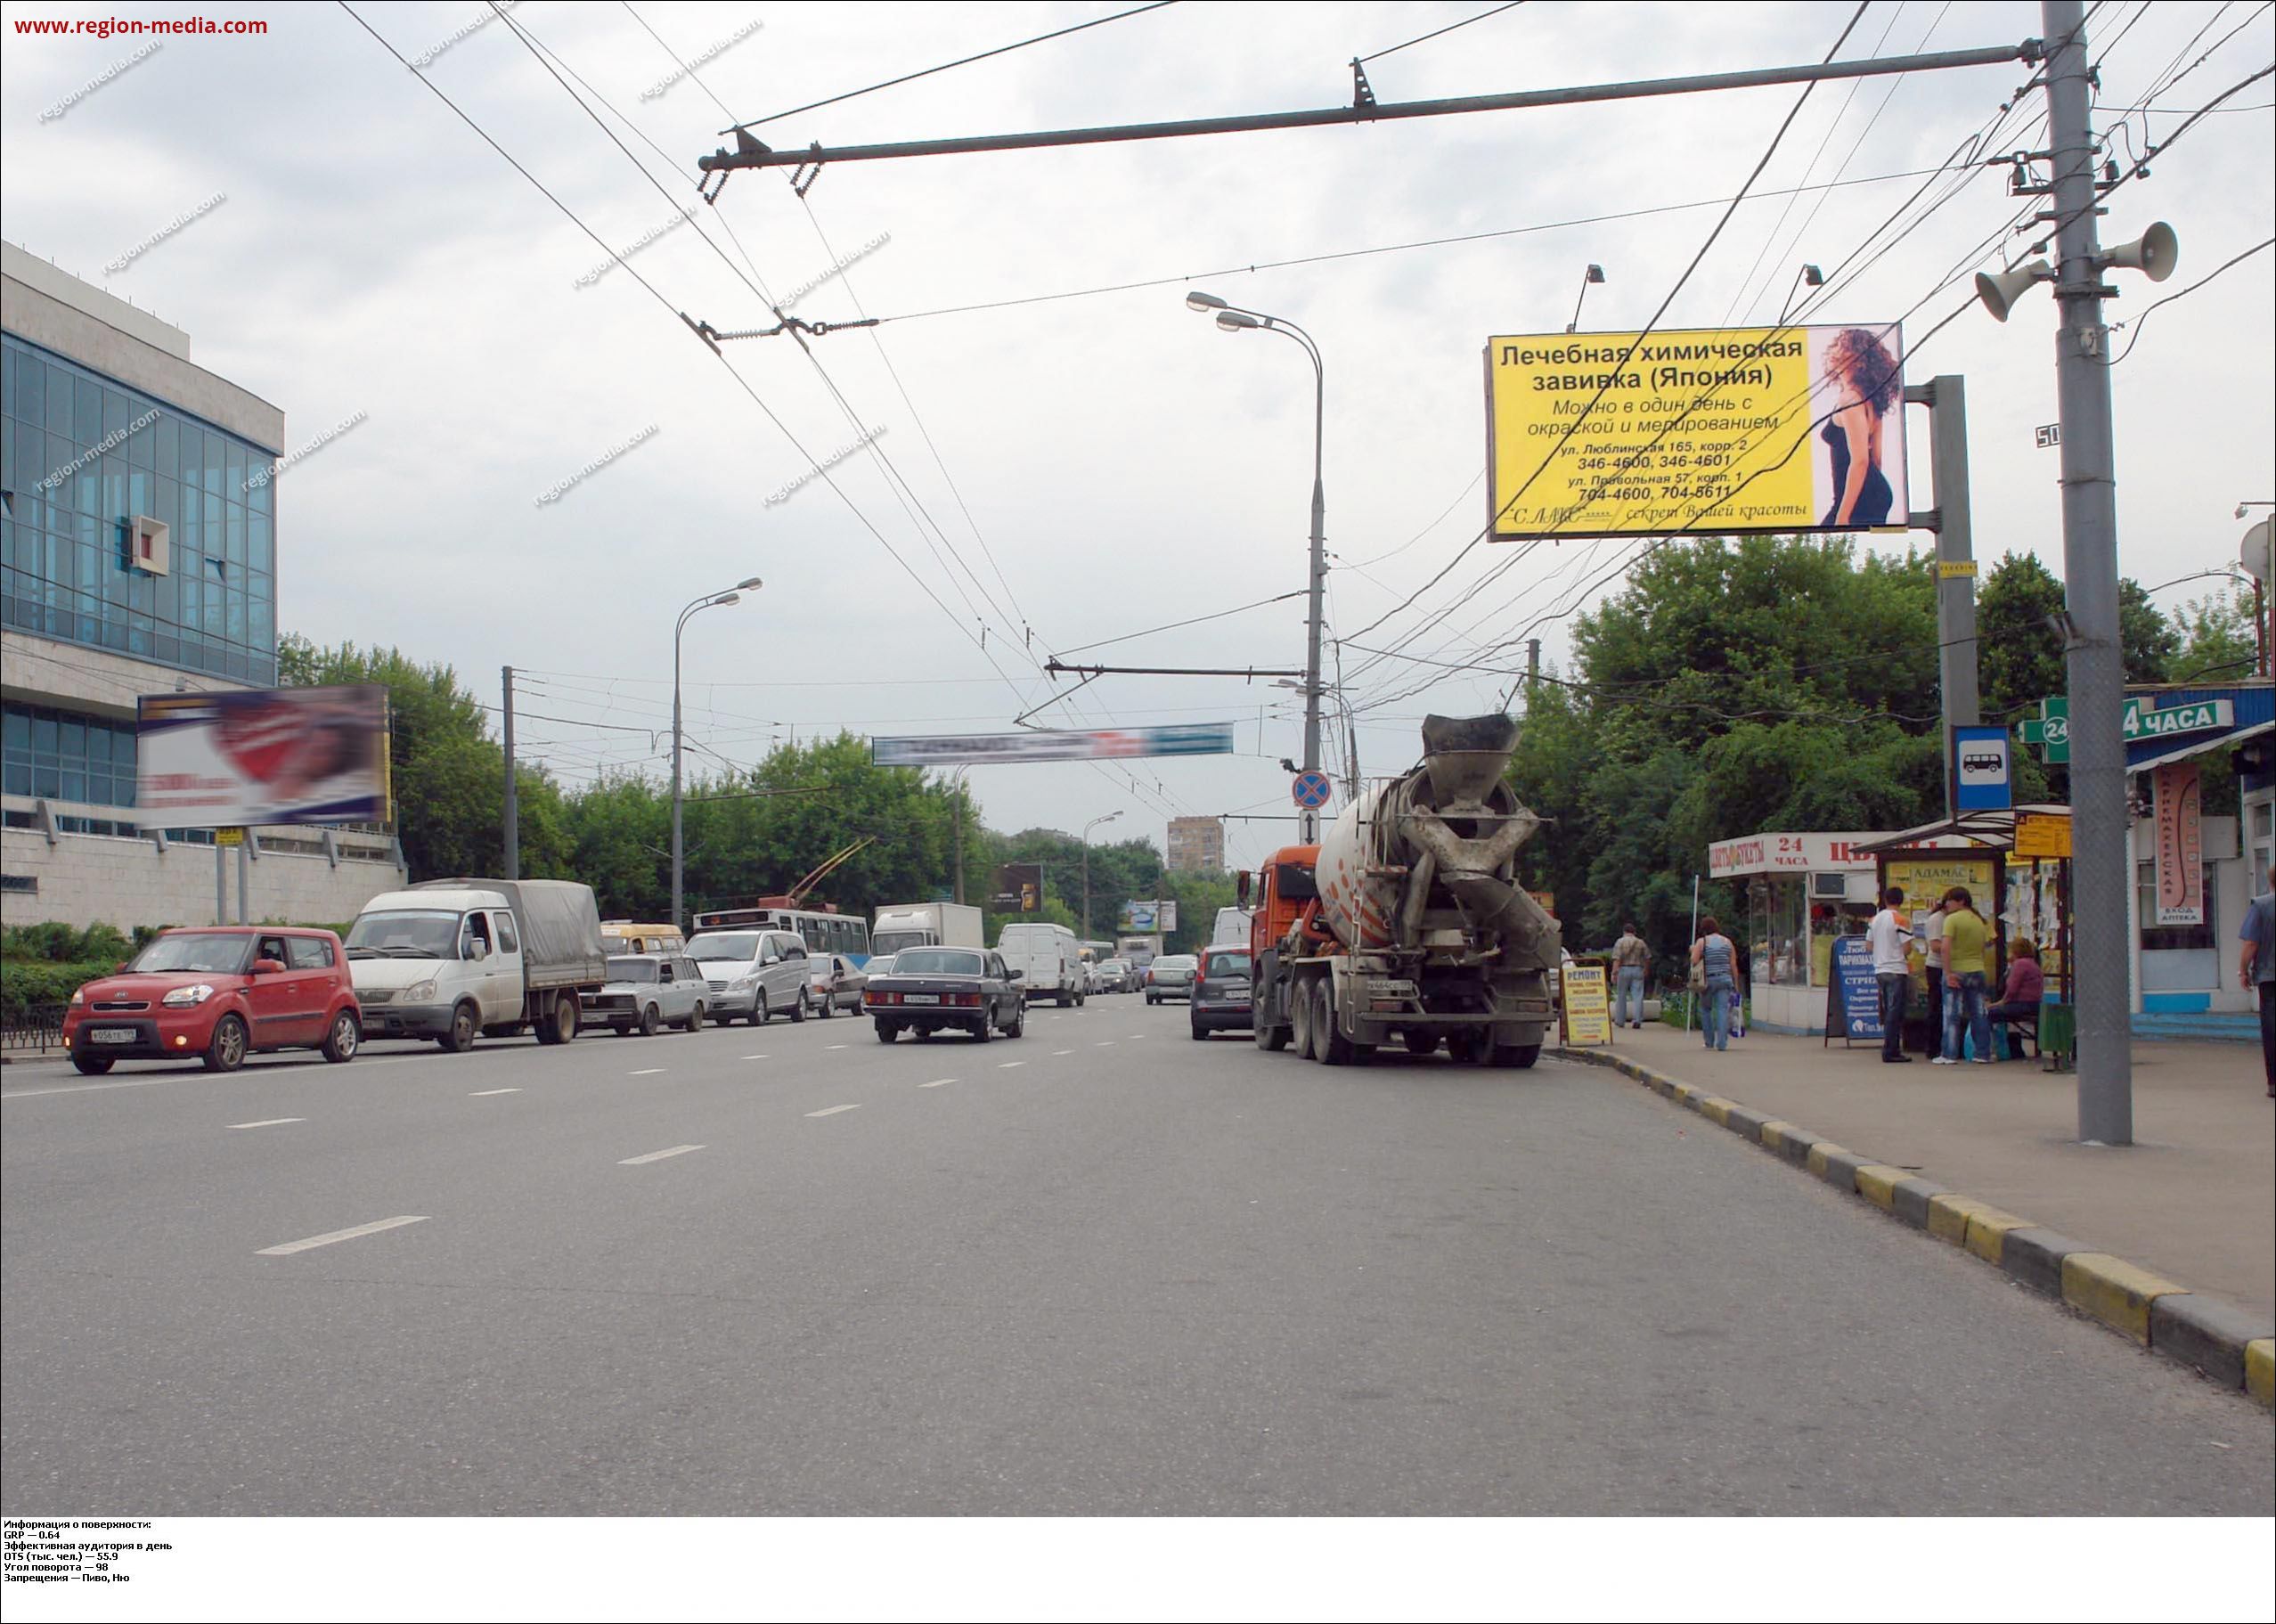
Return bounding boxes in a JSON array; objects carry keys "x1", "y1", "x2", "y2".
[
  {"x1": 1081, "y1": 811, "x2": 1122, "y2": 940},
  {"x1": 1187, "y1": 291, "x2": 1328, "y2": 841},
  {"x1": 672, "y1": 577, "x2": 763, "y2": 933}
]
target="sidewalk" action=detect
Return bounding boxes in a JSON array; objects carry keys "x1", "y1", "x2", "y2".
[{"x1": 1591, "y1": 1018, "x2": 2274, "y2": 1319}]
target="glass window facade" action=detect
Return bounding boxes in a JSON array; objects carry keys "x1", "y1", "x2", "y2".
[
  {"x1": 1, "y1": 332, "x2": 278, "y2": 686},
  {"x1": 3, "y1": 700, "x2": 137, "y2": 807}
]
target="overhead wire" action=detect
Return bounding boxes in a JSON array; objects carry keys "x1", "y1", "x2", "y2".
[{"x1": 1356, "y1": 1, "x2": 1526, "y2": 65}]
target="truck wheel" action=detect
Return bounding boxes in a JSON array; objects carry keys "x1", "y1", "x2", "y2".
[
  {"x1": 638, "y1": 1002, "x2": 661, "y2": 1037},
  {"x1": 555, "y1": 994, "x2": 581, "y2": 1044},
  {"x1": 1315, "y1": 982, "x2": 1355, "y2": 1066},
  {"x1": 1492, "y1": 1042, "x2": 1542, "y2": 1069},
  {"x1": 322, "y1": 1010, "x2": 360, "y2": 1064},
  {"x1": 439, "y1": 1002, "x2": 477, "y2": 1054},
  {"x1": 1289, "y1": 980, "x2": 1313, "y2": 1057}
]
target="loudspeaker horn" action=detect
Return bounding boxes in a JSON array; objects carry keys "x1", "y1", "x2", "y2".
[
  {"x1": 2100, "y1": 221, "x2": 2179, "y2": 282},
  {"x1": 1974, "y1": 259, "x2": 2052, "y2": 324}
]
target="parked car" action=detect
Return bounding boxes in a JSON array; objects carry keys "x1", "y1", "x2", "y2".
[
  {"x1": 807, "y1": 952, "x2": 867, "y2": 1017},
  {"x1": 1146, "y1": 954, "x2": 1199, "y2": 1004},
  {"x1": 1096, "y1": 958, "x2": 1134, "y2": 993},
  {"x1": 61, "y1": 926, "x2": 362, "y2": 1074},
  {"x1": 1189, "y1": 947, "x2": 1253, "y2": 1040},
  {"x1": 687, "y1": 927, "x2": 812, "y2": 1025},
  {"x1": 863, "y1": 946, "x2": 1025, "y2": 1043},
  {"x1": 583, "y1": 953, "x2": 707, "y2": 1036}
]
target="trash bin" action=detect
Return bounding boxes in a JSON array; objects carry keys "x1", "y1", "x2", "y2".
[{"x1": 2037, "y1": 1000, "x2": 2076, "y2": 1073}]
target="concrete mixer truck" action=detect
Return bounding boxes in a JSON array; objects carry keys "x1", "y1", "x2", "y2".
[{"x1": 1243, "y1": 714, "x2": 1561, "y2": 1067}]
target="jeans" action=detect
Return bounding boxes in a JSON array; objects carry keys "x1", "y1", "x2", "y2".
[
  {"x1": 1702, "y1": 980, "x2": 1734, "y2": 1049},
  {"x1": 1926, "y1": 967, "x2": 1944, "y2": 1041},
  {"x1": 1986, "y1": 1000, "x2": 2039, "y2": 1058},
  {"x1": 1943, "y1": 970, "x2": 1990, "y2": 1060},
  {"x1": 1878, "y1": 973, "x2": 1909, "y2": 1059},
  {"x1": 1615, "y1": 967, "x2": 1645, "y2": 1026}
]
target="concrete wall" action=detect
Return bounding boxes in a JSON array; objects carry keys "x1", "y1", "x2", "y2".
[
  {"x1": 2, "y1": 624, "x2": 255, "y2": 722},
  {"x1": 1, "y1": 823, "x2": 404, "y2": 930}
]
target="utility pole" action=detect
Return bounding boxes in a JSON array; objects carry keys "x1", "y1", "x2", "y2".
[
  {"x1": 1903, "y1": 377, "x2": 1979, "y2": 816},
  {"x1": 1526, "y1": 638, "x2": 1541, "y2": 701},
  {"x1": 2042, "y1": 0, "x2": 2130, "y2": 1145},
  {"x1": 502, "y1": 665, "x2": 518, "y2": 880}
]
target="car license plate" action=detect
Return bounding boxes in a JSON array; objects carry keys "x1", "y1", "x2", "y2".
[
  {"x1": 904, "y1": 993, "x2": 939, "y2": 1005},
  {"x1": 90, "y1": 1028, "x2": 136, "y2": 1044}
]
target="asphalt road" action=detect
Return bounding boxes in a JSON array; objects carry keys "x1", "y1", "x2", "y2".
[{"x1": 4, "y1": 996, "x2": 2269, "y2": 1515}]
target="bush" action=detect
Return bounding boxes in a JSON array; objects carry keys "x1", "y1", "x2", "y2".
[
  {"x1": 0, "y1": 922, "x2": 154, "y2": 965},
  {"x1": 0, "y1": 960, "x2": 117, "y2": 1024}
]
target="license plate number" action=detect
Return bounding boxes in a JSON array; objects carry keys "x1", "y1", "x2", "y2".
[
  {"x1": 904, "y1": 993, "x2": 939, "y2": 1005},
  {"x1": 90, "y1": 1028, "x2": 137, "y2": 1044}
]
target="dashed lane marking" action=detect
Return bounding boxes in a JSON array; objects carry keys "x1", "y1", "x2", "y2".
[
  {"x1": 806, "y1": 1104, "x2": 861, "y2": 1117},
  {"x1": 1096, "y1": 1041, "x2": 1117, "y2": 1047},
  {"x1": 740, "y1": 1054, "x2": 769, "y2": 1060},
  {"x1": 998, "y1": 1061, "x2": 1025, "y2": 1070},
  {"x1": 257, "y1": 1215, "x2": 428, "y2": 1256},
  {"x1": 619, "y1": 1145, "x2": 706, "y2": 1165},
  {"x1": 629, "y1": 1068, "x2": 665, "y2": 1076},
  {"x1": 469, "y1": 1088, "x2": 521, "y2": 1097},
  {"x1": 919, "y1": 1078, "x2": 957, "y2": 1088},
  {"x1": 1052, "y1": 1049, "x2": 1074, "y2": 1056},
  {"x1": 826, "y1": 1044, "x2": 848, "y2": 1051},
  {"x1": 228, "y1": 1117, "x2": 305, "y2": 1130}
]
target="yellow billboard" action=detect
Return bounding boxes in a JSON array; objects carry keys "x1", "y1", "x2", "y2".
[{"x1": 1483, "y1": 323, "x2": 1907, "y2": 540}]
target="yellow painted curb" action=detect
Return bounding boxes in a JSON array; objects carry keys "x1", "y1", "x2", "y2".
[
  {"x1": 1699, "y1": 1097, "x2": 1735, "y2": 1126},
  {"x1": 2061, "y1": 1253, "x2": 2190, "y2": 1345},
  {"x1": 1924, "y1": 1193, "x2": 2033, "y2": 1260},
  {"x1": 1669, "y1": 1082, "x2": 1698, "y2": 1106},
  {"x1": 2247, "y1": 1340, "x2": 2273, "y2": 1410},
  {"x1": 1806, "y1": 1142, "x2": 1850, "y2": 1178},
  {"x1": 1759, "y1": 1120, "x2": 1799, "y2": 1152},
  {"x1": 1854, "y1": 1165, "x2": 1912, "y2": 1211}
]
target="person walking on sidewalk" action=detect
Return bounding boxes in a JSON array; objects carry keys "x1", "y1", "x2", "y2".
[
  {"x1": 1691, "y1": 917, "x2": 1738, "y2": 1052},
  {"x1": 1866, "y1": 885, "x2": 1913, "y2": 1064},
  {"x1": 2240, "y1": 890, "x2": 2275, "y2": 1098},
  {"x1": 1611, "y1": 923, "x2": 1652, "y2": 1030},
  {"x1": 1935, "y1": 886, "x2": 1994, "y2": 1065}
]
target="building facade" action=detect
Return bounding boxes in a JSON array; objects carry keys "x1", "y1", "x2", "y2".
[
  {"x1": 1166, "y1": 815, "x2": 1225, "y2": 873},
  {"x1": 1, "y1": 242, "x2": 403, "y2": 926}
]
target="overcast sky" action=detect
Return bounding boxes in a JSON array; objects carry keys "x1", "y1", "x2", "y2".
[{"x1": 5, "y1": 0, "x2": 2271, "y2": 872}]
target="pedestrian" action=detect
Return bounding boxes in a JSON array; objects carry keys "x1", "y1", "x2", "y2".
[
  {"x1": 1986, "y1": 938, "x2": 2045, "y2": 1061},
  {"x1": 1729, "y1": 935, "x2": 1750, "y2": 1039},
  {"x1": 2239, "y1": 890, "x2": 2275, "y2": 1098},
  {"x1": 1866, "y1": 885, "x2": 1913, "y2": 1065},
  {"x1": 1921, "y1": 893, "x2": 1948, "y2": 1045},
  {"x1": 1611, "y1": 921, "x2": 1652, "y2": 1030},
  {"x1": 1690, "y1": 916, "x2": 1738, "y2": 1053},
  {"x1": 1934, "y1": 885, "x2": 1994, "y2": 1065}
]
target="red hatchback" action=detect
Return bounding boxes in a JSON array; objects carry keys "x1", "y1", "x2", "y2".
[{"x1": 61, "y1": 926, "x2": 363, "y2": 1076}]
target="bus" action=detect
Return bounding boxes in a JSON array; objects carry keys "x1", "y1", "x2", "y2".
[
  {"x1": 601, "y1": 920, "x2": 685, "y2": 956},
  {"x1": 690, "y1": 904, "x2": 871, "y2": 967}
]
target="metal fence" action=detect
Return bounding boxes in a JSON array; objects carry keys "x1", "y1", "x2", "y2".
[{"x1": 1, "y1": 1004, "x2": 68, "y2": 1052}]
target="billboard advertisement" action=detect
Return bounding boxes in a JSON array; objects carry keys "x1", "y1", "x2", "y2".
[
  {"x1": 1483, "y1": 322, "x2": 1907, "y2": 540},
  {"x1": 991, "y1": 863, "x2": 1042, "y2": 913},
  {"x1": 136, "y1": 685, "x2": 388, "y2": 828},
  {"x1": 871, "y1": 722, "x2": 1233, "y2": 767},
  {"x1": 1120, "y1": 900, "x2": 1178, "y2": 934}
]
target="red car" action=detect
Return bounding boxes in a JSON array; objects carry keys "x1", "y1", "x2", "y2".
[{"x1": 61, "y1": 926, "x2": 363, "y2": 1076}]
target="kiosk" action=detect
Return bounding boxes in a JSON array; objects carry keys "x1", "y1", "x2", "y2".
[{"x1": 1705, "y1": 832, "x2": 1892, "y2": 1036}]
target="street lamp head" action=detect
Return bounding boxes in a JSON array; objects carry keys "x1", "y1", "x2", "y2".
[
  {"x1": 1185, "y1": 291, "x2": 1228, "y2": 312},
  {"x1": 734, "y1": 575, "x2": 764, "y2": 592},
  {"x1": 1584, "y1": 264, "x2": 1605, "y2": 285},
  {"x1": 711, "y1": 592, "x2": 741, "y2": 608},
  {"x1": 1216, "y1": 311, "x2": 1261, "y2": 331}
]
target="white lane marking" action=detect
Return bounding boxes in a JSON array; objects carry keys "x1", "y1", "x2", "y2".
[
  {"x1": 1096, "y1": 1041, "x2": 1117, "y2": 1047},
  {"x1": 619, "y1": 1144, "x2": 706, "y2": 1165},
  {"x1": 629, "y1": 1068, "x2": 665, "y2": 1076},
  {"x1": 998, "y1": 1060, "x2": 1026, "y2": 1069},
  {"x1": 469, "y1": 1088, "x2": 521, "y2": 1097},
  {"x1": 825, "y1": 1044, "x2": 848, "y2": 1051},
  {"x1": 1128, "y1": 1034, "x2": 1146, "y2": 1041},
  {"x1": 257, "y1": 1215, "x2": 428, "y2": 1256},
  {"x1": 3, "y1": 1048, "x2": 485, "y2": 1101},
  {"x1": 918, "y1": 1078, "x2": 957, "y2": 1089},
  {"x1": 1052, "y1": 1049, "x2": 1075, "y2": 1056},
  {"x1": 228, "y1": 1117, "x2": 306, "y2": 1130},
  {"x1": 805, "y1": 1104, "x2": 861, "y2": 1117},
  {"x1": 740, "y1": 1054, "x2": 770, "y2": 1060}
]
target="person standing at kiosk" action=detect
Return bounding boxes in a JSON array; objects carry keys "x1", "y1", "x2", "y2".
[{"x1": 1867, "y1": 886, "x2": 1912, "y2": 1065}]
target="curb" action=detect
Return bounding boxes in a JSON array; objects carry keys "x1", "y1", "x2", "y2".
[{"x1": 1557, "y1": 1045, "x2": 2276, "y2": 1411}]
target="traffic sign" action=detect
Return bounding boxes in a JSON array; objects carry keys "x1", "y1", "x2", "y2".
[
  {"x1": 1953, "y1": 724, "x2": 2012, "y2": 812},
  {"x1": 1291, "y1": 771, "x2": 1333, "y2": 810}
]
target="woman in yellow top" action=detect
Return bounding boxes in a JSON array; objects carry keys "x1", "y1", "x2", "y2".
[{"x1": 1934, "y1": 885, "x2": 1995, "y2": 1065}]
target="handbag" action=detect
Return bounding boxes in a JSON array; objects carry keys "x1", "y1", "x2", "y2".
[{"x1": 1687, "y1": 958, "x2": 1706, "y2": 993}]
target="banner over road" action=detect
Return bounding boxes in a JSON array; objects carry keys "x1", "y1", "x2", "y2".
[
  {"x1": 1484, "y1": 322, "x2": 1908, "y2": 540},
  {"x1": 870, "y1": 722, "x2": 1234, "y2": 768}
]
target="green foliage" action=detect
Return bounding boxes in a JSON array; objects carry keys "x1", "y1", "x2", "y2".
[{"x1": 1, "y1": 961, "x2": 116, "y2": 1023}]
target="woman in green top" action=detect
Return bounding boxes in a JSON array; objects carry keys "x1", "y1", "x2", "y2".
[{"x1": 1935, "y1": 886, "x2": 1995, "y2": 1065}]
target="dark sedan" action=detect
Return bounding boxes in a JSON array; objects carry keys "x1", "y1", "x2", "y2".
[
  {"x1": 863, "y1": 947, "x2": 1025, "y2": 1043},
  {"x1": 1189, "y1": 948, "x2": 1253, "y2": 1040}
]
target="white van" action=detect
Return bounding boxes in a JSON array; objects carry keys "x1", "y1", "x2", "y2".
[
  {"x1": 687, "y1": 926, "x2": 812, "y2": 1026},
  {"x1": 996, "y1": 921, "x2": 1085, "y2": 1007}
]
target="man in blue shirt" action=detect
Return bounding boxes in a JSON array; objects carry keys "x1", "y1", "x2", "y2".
[{"x1": 2242, "y1": 890, "x2": 2274, "y2": 1098}]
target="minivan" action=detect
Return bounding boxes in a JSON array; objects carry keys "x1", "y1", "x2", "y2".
[
  {"x1": 687, "y1": 927, "x2": 812, "y2": 1025},
  {"x1": 996, "y1": 921, "x2": 1085, "y2": 1007}
]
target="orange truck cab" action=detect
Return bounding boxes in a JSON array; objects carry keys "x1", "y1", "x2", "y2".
[{"x1": 1239, "y1": 845, "x2": 1327, "y2": 1049}]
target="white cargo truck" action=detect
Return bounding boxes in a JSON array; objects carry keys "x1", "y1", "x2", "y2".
[
  {"x1": 346, "y1": 877, "x2": 608, "y2": 1051},
  {"x1": 871, "y1": 902, "x2": 984, "y2": 959}
]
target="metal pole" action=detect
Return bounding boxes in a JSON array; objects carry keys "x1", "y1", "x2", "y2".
[
  {"x1": 952, "y1": 768, "x2": 968, "y2": 906},
  {"x1": 1907, "y1": 376, "x2": 1980, "y2": 816},
  {"x1": 1301, "y1": 347, "x2": 1326, "y2": 844},
  {"x1": 236, "y1": 839, "x2": 249, "y2": 925},
  {"x1": 672, "y1": 620, "x2": 686, "y2": 934},
  {"x1": 2042, "y1": 0, "x2": 2130, "y2": 1144},
  {"x1": 502, "y1": 665, "x2": 518, "y2": 880},
  {"x1": 216, "y1": 839, "x2": 226, "y2": 926},
  {"x1": 1527, "y1": 638, "x2": 1541, "y2": 699}
]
